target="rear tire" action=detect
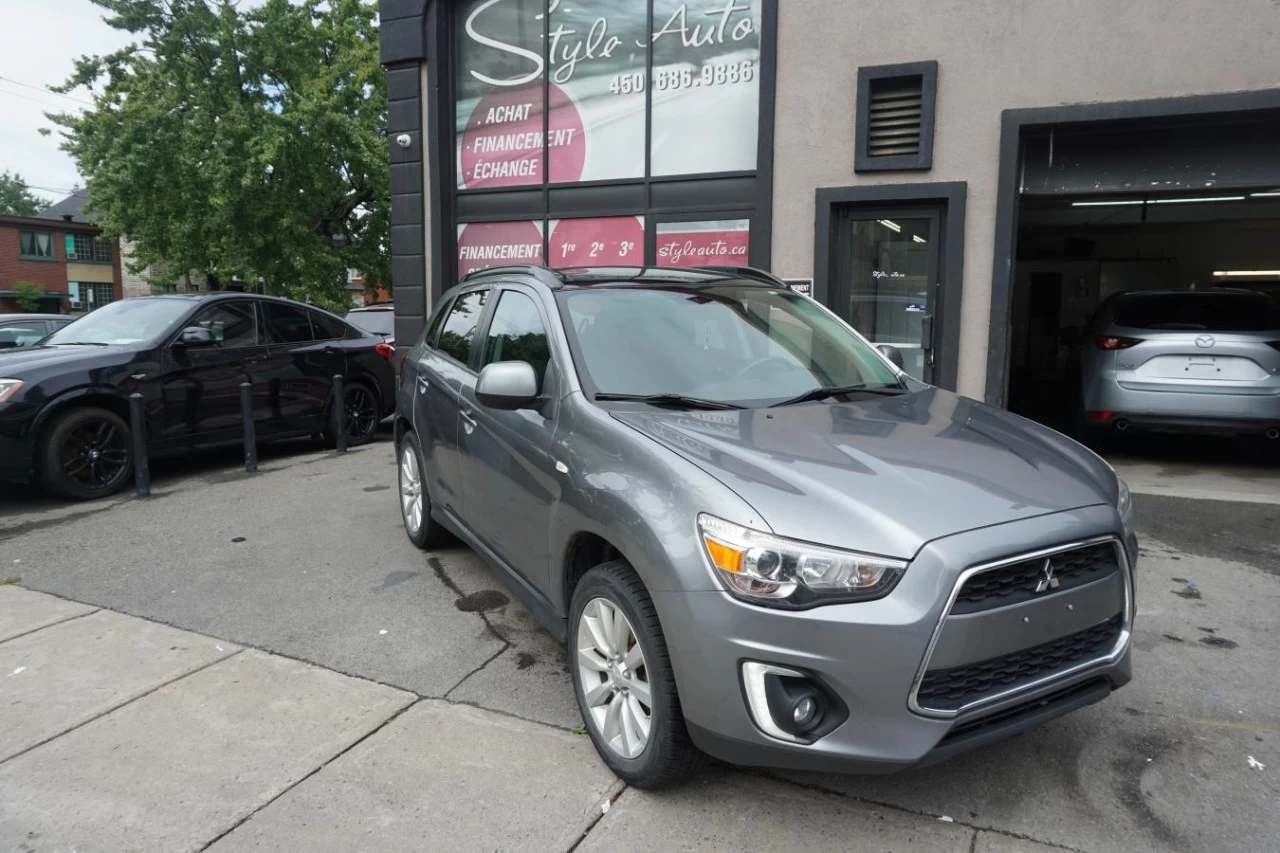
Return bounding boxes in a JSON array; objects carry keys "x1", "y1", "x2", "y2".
[
  {"x1": 325, "y1": 380, "x2": 380, "y2": 447},
  {"x1": 569, "y1": 560, "x2": 703, "y2": 788},
  {"x1": 397, "y1": 431, "x2": 451, "y2": 549},
  {"x1": 38, "y1": 407, "x2": 133, "y2": 501}
]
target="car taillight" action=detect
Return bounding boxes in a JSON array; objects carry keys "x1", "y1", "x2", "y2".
[
  {"x1": 375, "y1": 343, "x2": 395, "y2": 361},
  {"x1": 1096, "y1": 335, "x2": 1143, "y2": 350}
]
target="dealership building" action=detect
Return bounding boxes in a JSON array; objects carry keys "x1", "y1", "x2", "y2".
[{"x1": 379, "y1": 0, "x2": 1280, "y2": 415}]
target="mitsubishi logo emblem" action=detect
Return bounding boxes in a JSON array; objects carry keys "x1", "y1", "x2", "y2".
[
  {"x1": 1196, "y1": 335, "x2": 1216, "y2": 349},
  {"x1": 1034, "y1": 559, "x2": 1060, "y2": 594}
]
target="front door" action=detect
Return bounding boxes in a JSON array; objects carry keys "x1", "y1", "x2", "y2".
[
  {"x1": 456, "y1": 287, "x2": 558, "y2": 587},
  {"x1": 259, "y1": 301, "x2": 343, "y2": 434},
  {"x1": 829, "y1": 207, "x2": 941, "y2": 382},
  {"x1": 155, "y1": 299, "x2": 271, "y2": 447}
]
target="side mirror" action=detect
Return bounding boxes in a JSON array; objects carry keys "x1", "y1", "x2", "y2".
[
  {"x1": 476, "y1": 361, "x2": 538, "y2": 410},
  {"x1": 877, "y1": 344, "x2": 906, "y2": 370},
  {"x1": 177, "y1": 326, "x2": 217, "y2": 347}
]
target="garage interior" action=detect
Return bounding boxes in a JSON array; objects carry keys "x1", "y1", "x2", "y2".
[{"x1": 1004, "y1": 112, "x2": 1280, "y2": 437}]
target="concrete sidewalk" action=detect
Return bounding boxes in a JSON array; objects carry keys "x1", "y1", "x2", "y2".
[{"x1": 0, "y1": 585, "x2": 996, "y2": 853}]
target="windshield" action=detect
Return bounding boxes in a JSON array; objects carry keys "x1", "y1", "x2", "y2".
[
  {"x1": 1113, "y1": 292, "x2": 1280, "y2": 331},
  {"x1": 558, "y1": 284, "x2": 902, "y2": 406},
  {"x1": 346, "y1": 309, "x2": 394, "y2": 337},
  {"x1": 43, "y1": 299, "x2": 195, "y2": 346}
]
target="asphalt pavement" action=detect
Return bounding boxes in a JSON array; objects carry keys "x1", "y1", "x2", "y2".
[{"x1": 0, "y1": 431, "x2": 1277, "y2": 852}]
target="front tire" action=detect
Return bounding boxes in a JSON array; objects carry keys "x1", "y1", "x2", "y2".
[
  {"x1": 570, "y1": 560, "x2": 702, "y2": 788},
  {"x1": 397, "y1": 431, "x2": 450, "y2": 549},
  {"x1": 38, "y1": 407, "x2": 133, "y2": 501}
]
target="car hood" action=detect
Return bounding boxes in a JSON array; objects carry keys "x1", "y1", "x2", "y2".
[
  {"x1": 0, "y1": 344, "x2": 136, "y2": 373},
  {"x1": 613, "y1": 387, "x2": 1115, "y2": 559}
]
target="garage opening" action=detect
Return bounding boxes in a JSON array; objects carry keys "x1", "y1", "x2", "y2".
[{"x1": 1004, "y1": 113, "x2": 1280, "y2": 443}]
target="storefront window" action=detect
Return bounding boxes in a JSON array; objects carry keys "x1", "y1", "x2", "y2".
[
  {"x1": 650, "y1": 0, "x2": 762, "y2": 176},
  {"x1": 549, "y1": 216, "x2": 645, "y2": 266},
  {"x1": 656, "y1": 219, "x2": 750, "y2": 267},
  {"x1": 457, "y1": 220, "x2": 545, "y2": 277}
]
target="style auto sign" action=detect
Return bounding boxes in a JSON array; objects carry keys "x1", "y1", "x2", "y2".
[{"x1": 457, "y1": 0, "x2": 762, "y2": 188}]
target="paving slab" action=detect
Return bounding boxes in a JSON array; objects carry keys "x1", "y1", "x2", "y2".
[
  {"x1": 0, "y1": 608, "x2": 238, "y2": 761},
  {"x1": 207, "y1": 699, "x2": 620, "y2": 853},
  {"x1": 0, "y1": 584, "x2": 95, "y2": 642},
  {"x1": 0, "y1": 649, "x2": 413, "y2": 853},
  {"x1": 577, "y1": 768, "x2": 974, "y2": 853}
]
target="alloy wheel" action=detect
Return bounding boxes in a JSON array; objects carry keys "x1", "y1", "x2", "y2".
[
  {"x1": 60, "y1": 419, "x2": 129, "y2": 492},
  {"x1": 576, "y1": 597, "x2": 652, "y2": 759},
  {"x1": 399, "y1": 442, "x2": 424, "y2": 536},
  {"x1": 345, "y1": 387, "x2": 377, "y2": 441}
]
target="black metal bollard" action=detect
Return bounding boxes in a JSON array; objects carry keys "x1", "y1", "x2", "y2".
[
  {"x1": 239, "y1": 381, "x2": 257, "y2": 473},
  {"x1": 128, "y1": 393, "x2": 150, "y2": 498},
  {"x1": 332, "y1": 374, "x2": 347, "y2": 453}
]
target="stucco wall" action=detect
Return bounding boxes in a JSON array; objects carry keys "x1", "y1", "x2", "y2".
[{"x1": 772, "y1": 0, "x2": 1280, "y2": 398}]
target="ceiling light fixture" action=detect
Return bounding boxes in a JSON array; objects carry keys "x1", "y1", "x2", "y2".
[
  {"x1": 877, "y1": 219, "x2": 901, "y2": 233},
  {"x1": 1213, "y1": 270, "x2": 1280, "y2": 277},
  {"x1": 1151, "y1": 195, "x2": 1246, "y2": 204},
  {"x1": 1070, "y1": 200, "x2": 1145, "y2": 207}
]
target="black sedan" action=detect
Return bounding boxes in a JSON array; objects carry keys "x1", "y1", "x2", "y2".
[{"x1": 0, "y1": 293, "x2": 395, "y2": 500}]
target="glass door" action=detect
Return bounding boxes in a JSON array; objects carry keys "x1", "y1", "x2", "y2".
[{"x1": 829, "y1": 207, "x2": 940, "y2": 382}]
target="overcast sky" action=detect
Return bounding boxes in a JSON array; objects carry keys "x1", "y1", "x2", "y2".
[{"x1": 0, "y1": 0, "x2": 132, "y2": 206}]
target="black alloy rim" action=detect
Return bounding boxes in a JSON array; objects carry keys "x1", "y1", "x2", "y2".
[
  {"x1": 345, "y1": 387, "x2": 377, "y2": 440},
  {"x1": 61, "y1": 419, "x2": 129, "y2": 490}
]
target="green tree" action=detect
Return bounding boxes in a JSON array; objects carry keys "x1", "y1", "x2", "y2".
[
  {"x1": 0, "y1": 171, "x2": 47, "y2": 217},
  {"x1": 13, "y1": 281, "x2": 43, "y2": 312},
  {"x1": 48, "y1": 0, "x2": 388, "y2": 311}
]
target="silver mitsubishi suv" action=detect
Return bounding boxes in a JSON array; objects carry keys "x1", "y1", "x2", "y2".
[{"x1": 394, "y1": 265, "x2": 1136, "y2": 788}]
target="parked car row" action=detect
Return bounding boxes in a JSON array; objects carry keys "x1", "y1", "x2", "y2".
[
  {"x1": 0, "y1": 293, "x2": 394, "y2": 499},
  {"x1": 392, "y1": 264, "x2": 1136, "y2": 787}
]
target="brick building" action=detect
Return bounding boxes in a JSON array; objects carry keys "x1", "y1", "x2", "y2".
[{"x1": 0, "y1": 192, "x2": 122, "y2": 315}]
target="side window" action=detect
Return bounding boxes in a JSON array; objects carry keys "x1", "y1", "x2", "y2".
[
  {"x1": 422, "y1": 298, "x2": 454, "y2": 349},
  {"x1": 190, "y1": 302, "x2": 260, "y2": 347},
  {"x1": 264, "y1": 303, "x2": 315, "y2": 344},
  {"x1": 0, "y1": 323, "x2": 49, "y2": 349},
  {"x1": 437, "y1": 289, "x2": 488, "y2": 365},
  {"x1": 483, "y1": 291, "x2": 551, "y2": 391},
  {"x1": 309, "y1": 310, "x2": 348, "y2": 341}
]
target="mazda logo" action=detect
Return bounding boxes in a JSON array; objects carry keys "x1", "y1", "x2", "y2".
[
  {"x1": 1034, "y1": 558, "x2": 1060, "y2": 594},
  {"x1": 1196, "y1": 335, "x2": 1216, "y2": 348}
]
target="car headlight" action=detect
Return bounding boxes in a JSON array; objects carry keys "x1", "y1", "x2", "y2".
[
  {"x1": 0, "y1": 379, "x2": 24, "y2": 404},
  {"x1": 1116, "y1": 477, "x2": 1134, "y2": 538},
  {"x1": 697, "y1": 514, "x2": 907, "y2": 608}
]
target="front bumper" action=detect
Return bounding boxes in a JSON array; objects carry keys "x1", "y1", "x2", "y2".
[{"x1": 655, "y1": 504, "x2": 1134, "y2": 773}]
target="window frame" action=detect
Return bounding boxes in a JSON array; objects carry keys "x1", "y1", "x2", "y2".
[
  {"x1": 435, "y1": 285, "x2": 493, "y2": 372},
  {"x1": 854, "y1": 60, "x2": 938, "y2": 173},
  {"x1": 476, "y1": 285, "x2": 557, "y2": 395},
  {"x1": 67, "y1": 233, "x2": 113, "y2": 263},
  {"x1": 185, "y1": 299, "x2": 264, "y2": 349},
  {"x1": 19, "y1": 230, "x2": 55, "y2": 261}
]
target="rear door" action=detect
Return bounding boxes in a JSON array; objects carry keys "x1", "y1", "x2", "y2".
[
  {"x1": 260, "y1": 301, "x2": 344, "y2": 433},
  {"x1": 410, "y1": 287, "x2": 490, "y2": 516}
]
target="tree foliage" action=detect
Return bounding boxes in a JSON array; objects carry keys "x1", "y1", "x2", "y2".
[
  {"x1": 13, "y1": 282, "x2": 44, "y2": 312},
  {"x1": 0, "y1": 171, "x2": 48, "y2": 218},
  {"x1": 49, "y1": 0, "x2": 388, "y2": 311}
]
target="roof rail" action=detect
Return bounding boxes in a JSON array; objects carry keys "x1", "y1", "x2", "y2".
[
  {"x1": 693, "y1": 266, "x2": 787, "y2": 287},
  {"x1": 460, "y1": 264, "x2": 565, "y2": 288}
]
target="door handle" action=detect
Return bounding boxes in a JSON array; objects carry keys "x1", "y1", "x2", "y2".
[
  {"x1": 460, "y1": 406, "x2": 476, "y2": 435},
  {"x1": 416, "y1": 376, "x2": 430, "y2": 393},
  {"x1": 921, "y1": 314, "x2": 935, "y2": 350}
]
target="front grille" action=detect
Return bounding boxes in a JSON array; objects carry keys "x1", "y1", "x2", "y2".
[
  {"x1": 937, "y1": 678, "x2": 1110, "y2": 748},
  {"x1": 951, "y1": 542, "x2": 1119, "y2": 614},
  {"x1": 917, "y1": 615, "x2": 1123, "y2": 712}
]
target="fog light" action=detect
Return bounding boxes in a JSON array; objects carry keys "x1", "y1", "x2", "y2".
[
  {"x1": 740, "y1": 661, "x2": 848, "y2": 744},
  {"x1": 793, "y1": 696, "x2": 817, "y2": 726}
]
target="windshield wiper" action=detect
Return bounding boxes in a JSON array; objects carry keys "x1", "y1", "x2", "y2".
[
  {"x1": 771, "y1": 383, "x2": 907, "y2": 408},
  {"x1": 51, "y1": 341, "x2": 110, "y2": 346},
  {"x1": 594, "y1": 393, "x2": 745, "y2": 411}
]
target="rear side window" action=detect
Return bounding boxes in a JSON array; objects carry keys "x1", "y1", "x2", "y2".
[
  {"x1": 422, "y1": 298, "x2": 453, "y2": 348},
  {"x1": 309, "y1": 310, "x2": 349, "y2": 341},
  {"x1": 264, "y1": 303, "x2": 316, "y2": 343},
  {"x1": 1114, "y1": 293, "x2": 1280, "y2": 332},
  {"x1": 438, "y1": 289, "x2": 488, "y2": 365},
  {"x1": 482, "y1": 291, "x2": 551, "y2": 391}
]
